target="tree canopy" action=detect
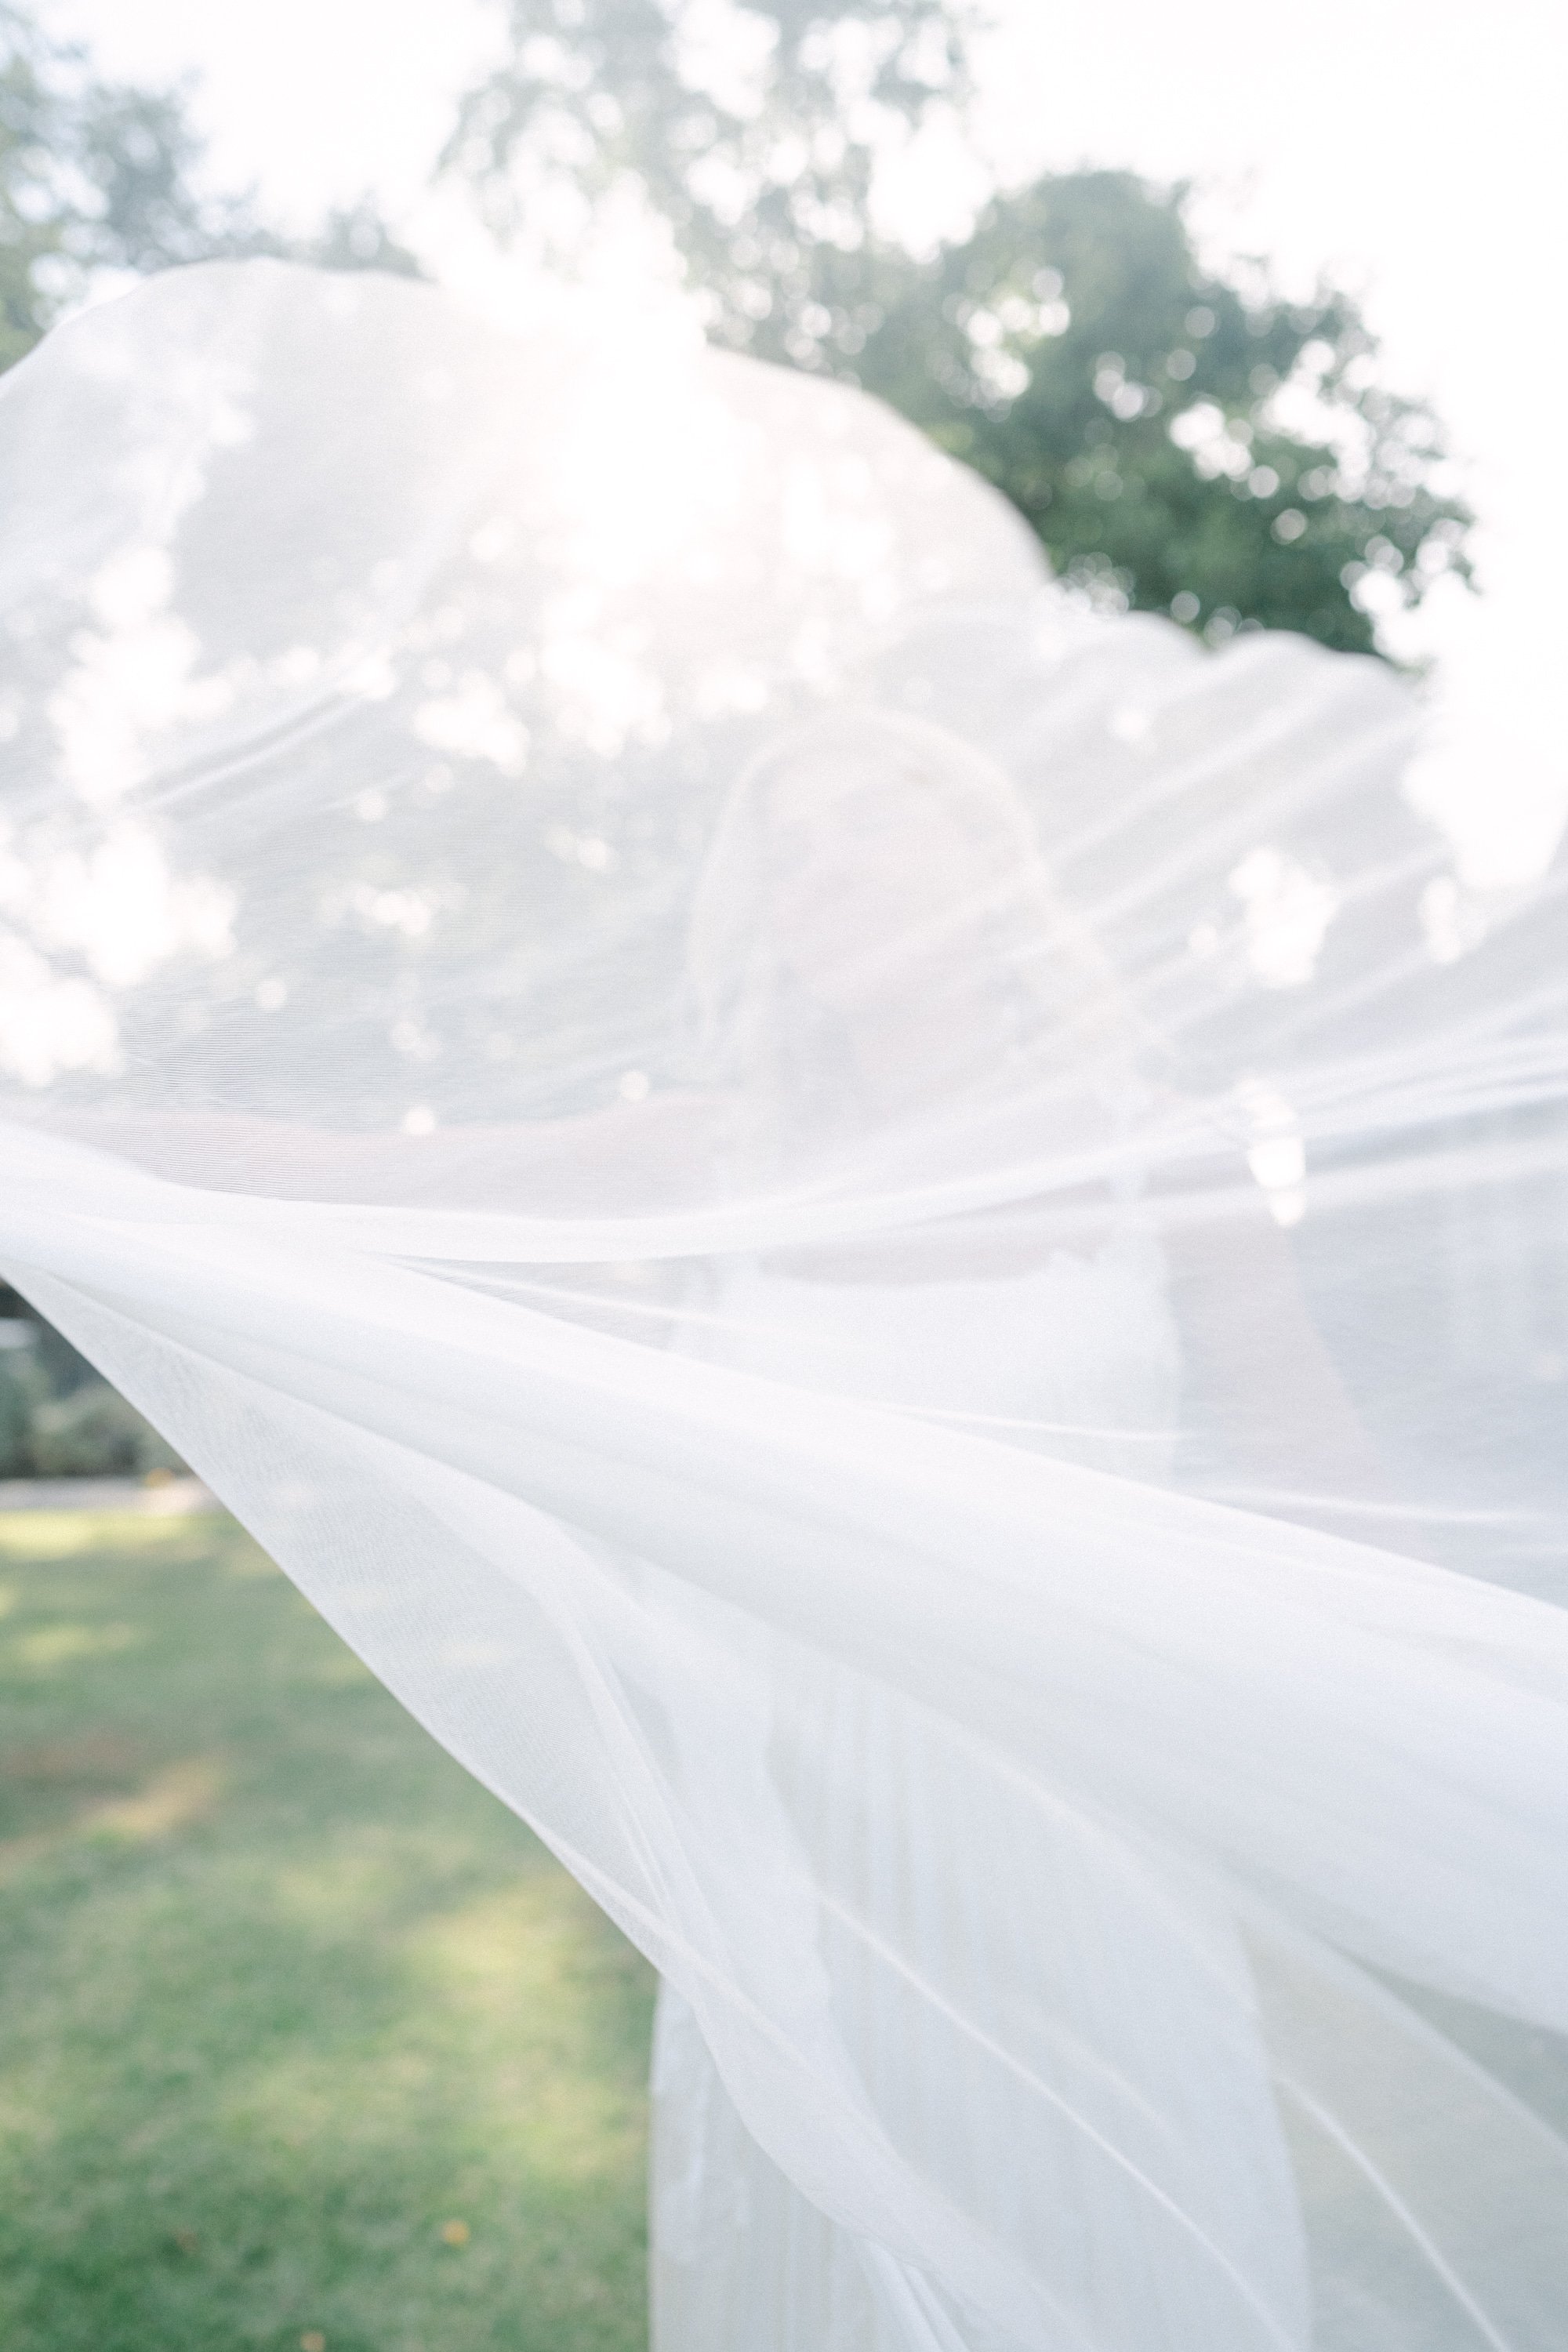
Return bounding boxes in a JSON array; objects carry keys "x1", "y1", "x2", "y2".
[
  {"x1": 0, "y1": 2, "x2": 416, "y2": 376},
  {"x1": 0, "y1": 0, "x2": 1475, "y2": 659},
  {"x1": 450, "y1": 2, "x2": 1471, "y2": 658},
  {"x1": 447, "y1": 0, "x2": 975, "y2": 347},
  {"x1": 846, "y1": 171, "x2": 1472, "y2": 655}
]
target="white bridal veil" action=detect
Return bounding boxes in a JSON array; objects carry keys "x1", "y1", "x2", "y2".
[{"x1": 2, "y1": 262, "x2": 1566, "y2": 2351}]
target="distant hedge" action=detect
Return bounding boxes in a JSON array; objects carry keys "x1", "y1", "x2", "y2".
[{"x1": 0, "y1": 1287, "x2": 183, "y2": 1479}]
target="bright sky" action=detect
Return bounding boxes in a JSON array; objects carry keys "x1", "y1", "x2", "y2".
[{"x1": 42, "y1": 0, "x2": 1568, "y2": 878}]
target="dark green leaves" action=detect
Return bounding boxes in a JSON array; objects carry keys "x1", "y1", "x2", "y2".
[
  {"x1": 848, "y1": 172, "x2": 1471, "y2": 655},
  {"x1": 449, "y1": 8, "x2": 1472, "y2": 659}
]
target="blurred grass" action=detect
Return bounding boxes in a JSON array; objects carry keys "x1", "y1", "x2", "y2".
[{"x1": 0, "y1": 1509, "x2": 653, "y2": 2352}]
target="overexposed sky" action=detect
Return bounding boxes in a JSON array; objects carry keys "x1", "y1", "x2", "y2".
[{"x1": 42, "y1": 0, "x2": 1568, "y2": 876}]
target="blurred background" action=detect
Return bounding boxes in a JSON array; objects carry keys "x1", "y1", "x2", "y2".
[
  {"x1": 2, "y1": 0, "x2": 1561, "y2": 1468},
  {"x1": 4, "y1": 0, "x2": 1561, "y2": 1477},
  {"x1": 0, "y1": 8, "x2": 1561, "y2": 2347},
  {"x1": 27, "y1": 0, "x2": 1568, "y2": 844}
]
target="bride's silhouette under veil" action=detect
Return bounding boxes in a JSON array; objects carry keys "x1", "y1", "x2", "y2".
[{"x1": 1, "y1": 260, "x2": 1566, "y2": 2350}]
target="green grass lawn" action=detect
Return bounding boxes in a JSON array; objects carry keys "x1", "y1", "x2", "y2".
[{"x1": 0, "y1": 1508, "x2": 654, "y2": 2352}]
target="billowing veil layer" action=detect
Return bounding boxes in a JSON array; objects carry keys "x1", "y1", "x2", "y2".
[{"x1": 2, "y1": 263, "x2": 1566, "y2": 2351}]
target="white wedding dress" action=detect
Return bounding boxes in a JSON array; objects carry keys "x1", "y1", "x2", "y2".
[
  {"x1": 652, "y1": 1247, "x2": 1568, "y2": 2351},
  {"x1": 1, "y1": 260, "x2": 1566, "y2": 2350},
  {"x1": 652, "y1": 1238, "x2": 1207, "y2": 2352}
]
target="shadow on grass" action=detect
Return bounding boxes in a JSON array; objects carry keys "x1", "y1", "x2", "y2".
[{"x1": 0, "y1": 1511, "x2": 654, "y2": 2352}]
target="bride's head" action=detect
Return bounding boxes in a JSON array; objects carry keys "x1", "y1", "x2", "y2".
[{"x1": 686, "y1": 709, "x2": 1131, "y2": 1171}]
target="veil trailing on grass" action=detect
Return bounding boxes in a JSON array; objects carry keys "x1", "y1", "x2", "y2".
[{"x1": 2, "y1": 261, "x2": 1566, "y2": 2350}]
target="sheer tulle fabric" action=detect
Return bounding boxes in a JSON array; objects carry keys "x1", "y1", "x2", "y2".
[{"x1": 2, "y1": 262, "x2": 1566, "y2": 2350}]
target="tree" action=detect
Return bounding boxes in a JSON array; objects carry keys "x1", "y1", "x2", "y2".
[
  {"x1": 848, "y1": 171, "x2": 1472, "y2": 655},
  {"x1": 445, "y1": 0, "x2": 977, "y2": 359},
  {"x1": 448, "y1": 5, "x2": 1471, "y2": 658},
  {"x1": 0, "y1": 2, "x2": 418, "y2": 378}
]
